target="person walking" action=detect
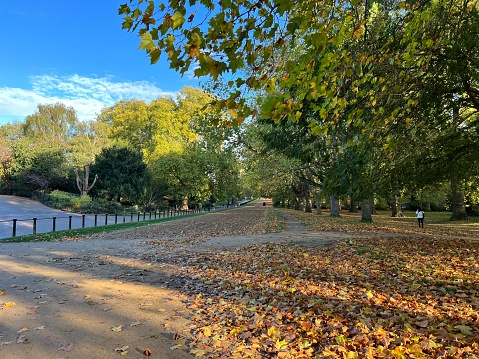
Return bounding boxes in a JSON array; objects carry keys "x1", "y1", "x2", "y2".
[{"x1": 416, "y1": 208, "x2": 425, "y2": 228}]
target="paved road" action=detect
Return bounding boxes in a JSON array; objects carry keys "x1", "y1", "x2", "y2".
[{"x1": 0, "y1": 195, "x2": 167, "y2": 240}]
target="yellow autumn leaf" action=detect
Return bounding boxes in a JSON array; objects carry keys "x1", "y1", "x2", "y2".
[
  {"x1": 343, "y1": 351, "x2": 359, "y2": 359},
  {"x1": 275, "y1": 339, "x2": 288, "y2": 351},
  {"x1": 336, "y1": 334, "x2": 347, "y2": 345},
  {"x1": 202, "y1": 326, "x2": 212, "y2": 337},
  {"x1": 227, "y1": 109, "x2": 238, "y2": 119},
  {"x1": 391, "y1": 345, "x2": 407, "y2": 355},
  {"x1": 267, "y1": 326, "x2": 280, "y2": 338},
  {"x1": 190, "y1": 349, "x2": 207, "y2": 357}
]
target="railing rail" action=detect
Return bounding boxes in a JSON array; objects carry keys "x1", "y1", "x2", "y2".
[{"x1": 0, "y1": 206, "x2": 222, "y2": 240}]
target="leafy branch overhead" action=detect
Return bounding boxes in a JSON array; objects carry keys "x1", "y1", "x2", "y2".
[{"x1": 119, "y1": 0, "x2": 479, "y2": 133}]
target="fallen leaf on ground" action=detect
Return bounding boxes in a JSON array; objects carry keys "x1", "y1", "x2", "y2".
[
  {"x1": 115, "y1": 345, "x2": 129, "y2": 355},
  {"x1": 0, "y1": 302, "x2": 16, "y2": 309},
  {"x1": 58, "y1": 343, "x2": 74, "y2": 351},
  {"x1": 143, "y1": 348, "x2": 152, "y2": 356},
  {"x1": 16, "y1": 335, "x2": 28, "y2": 344}
]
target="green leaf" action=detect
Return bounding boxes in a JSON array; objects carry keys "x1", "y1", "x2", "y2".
[
  {"x1": 138, "y1": 32, "x2": 155, "y2": 51},
  {"x1": 172, "y1": 11, "x2": 185, "y2": 29},
  {"x1": 455, "y1": 325, "x2": 474, "y2": 336}
]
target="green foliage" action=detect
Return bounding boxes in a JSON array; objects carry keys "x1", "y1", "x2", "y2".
[
  {"x1": 23, "y1": 102, "x2": 79, "y2": 145},
  {"x1": 90, "y1": 145, "x2": 149, "y2": 203},
  {"x1": 19, "y1": 149, "x2": 70, "y2": 191},
  {"x1": 43, "y1": 190, "x2": 92, "y2": 211}
]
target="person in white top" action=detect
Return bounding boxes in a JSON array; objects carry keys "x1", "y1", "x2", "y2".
[{"x1": 416, "y1": 208, "x2": 424, "y2": 228}]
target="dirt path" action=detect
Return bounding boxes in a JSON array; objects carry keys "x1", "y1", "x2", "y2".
[
  {"x1": 0, "y1": 237, "x2": 194, "y2": 359},
  {"x1": 0, "y1": 200, "x2": 360, "y2": 358}
]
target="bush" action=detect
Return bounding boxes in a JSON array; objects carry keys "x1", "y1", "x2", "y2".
[
  {"x1": 47, "y1": 190, "x2": 75, "y2": 210},
  {"x1": 466, "y1": 204, "x2": 479, "y2": 216}
]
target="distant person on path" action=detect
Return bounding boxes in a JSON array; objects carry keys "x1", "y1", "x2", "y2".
[{"x1": 416, "y1": 208, "x2": 424, "y2": 228}]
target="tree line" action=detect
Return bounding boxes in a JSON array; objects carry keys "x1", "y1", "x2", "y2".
[{"x1": 0, "y1": 87, "x2": 244, "y2": 211}]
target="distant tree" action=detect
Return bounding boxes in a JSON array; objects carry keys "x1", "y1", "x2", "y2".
[
  {"x1": 69, "y1": 120, "x2": 111, "y2": 167},
  {"x1": 23, "y1": 103, "x2": 79, "y2": 145},
  {"x1": 0, "y1": 141, "x2": 14, "y2": 193},
  {"x1": 90, "y1": 146, "x2": 148, "y2": 203},
  {"x1": 150, "y1": 150, "x2": 209, "y2": 209},
  {"x1": 20, "y1": 149, "x2": 69, "y2": 191}
]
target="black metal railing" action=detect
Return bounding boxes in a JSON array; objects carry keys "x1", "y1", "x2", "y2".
[{"x1": 0, "y1": 206, "x2": 225, "y2": 240}]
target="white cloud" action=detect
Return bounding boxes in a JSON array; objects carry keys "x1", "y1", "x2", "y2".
[{"x1": 0, "y1": 74, "x2": 177, "y2": 122}]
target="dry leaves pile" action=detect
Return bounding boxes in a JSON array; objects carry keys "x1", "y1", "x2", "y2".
[
  {"x1": 140, "y1": 207, "x2": 479, "y2": 358},
  {"x1": 91, "y1": 206, "x2": 284, "y2": 245},
  {"x1": 177, "y1": 238, "x2": 479, "y2": 358}
]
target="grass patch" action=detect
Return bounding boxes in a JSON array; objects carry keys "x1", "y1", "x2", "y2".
[{"x1": 287, "y1": 209, "x2": 479, "y2": 237}]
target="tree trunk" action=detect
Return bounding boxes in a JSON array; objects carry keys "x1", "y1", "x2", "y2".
[
  {"x1": 330, "y1": 195, "x2": 340, "y2": 217},
  {"x1": 304, "y1": 185, "x2": 312, "y2": 213},
  {"x1": 74, "y1": 165, "x2": 98, "y2": 197},
  {"x1": 391, "y1": 192, "x2": 404, "y2": 217},
  {"x1": 349, "y1": 197, "x2": 358, "y2": 212},
  {"x1": 423, "y1": 202, "x2": 432, "y2": 212},
  {"x1": 294, "y1": 196, "x2": 300, "y2": 210},
  {"x1": 450, "y1": 178, "x2": 468, "y2": 220},
  {"x1": 361, "y1": 199, "x2": 373, "y2": 222},
  {"x1": 370, "y1": 197, "x2": 377, "y2": 214},
  {"x1": 314, "y1": 192, "x2": 322, "y2": 215}
]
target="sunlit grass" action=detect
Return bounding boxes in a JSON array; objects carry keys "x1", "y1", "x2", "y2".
[{"x1": 288, "y1": 209, "x2": 479, "y2": 237}]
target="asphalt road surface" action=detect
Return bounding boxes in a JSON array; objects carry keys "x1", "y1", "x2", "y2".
[{"x1": 0, "y1": 195, "x2": 161, "y2": 240}]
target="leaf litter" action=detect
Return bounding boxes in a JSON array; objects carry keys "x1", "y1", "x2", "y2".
[{"x1": 137, "y1": 206, "x2": 479, "y2": 358}]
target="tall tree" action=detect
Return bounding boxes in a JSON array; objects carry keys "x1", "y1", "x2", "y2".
[
  {"x1": 90, "y1": 146, "x2": 148, "y2": 203},
  {"x1": 69, "y1": 120, "x2": 111, "y2": 167},
  {"x1": 23, "y1": 102, "x2": 79, "y2": 146}
]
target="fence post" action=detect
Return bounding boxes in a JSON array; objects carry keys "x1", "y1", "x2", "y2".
[
  {"x1": 137, "y1": 212, "x2": 140, "y2": 222},
  {"x1": 69, "y1": 216, "x2": 72, "y2": 230},
  {"x1": 52, "y1": 217, "x2": 56, "y2": 232},
  {"x1": 115, "y1": 213, "x2": 118, "y2": 224},
  {"x1": 33, "y1": 218, "x2": 37, "y2": 235},
  {"x1": 143, "y1": 212, "x2": 146, "y2": 221},
  {"x1": 12, "y1": 219, "x2": 17, "y2": 237},
  {"x1": 82, "y1": 215, "x2": 85, "y2": 228},
  {"x1": 105, "y1": 213, "x2": 108, "y2": 226},
  {"x1": 94, "y1": 214, "x2": 98, "y2": 227},
  {"x1": 130, "y1": 212, "x2": 133, "y2": 222}
]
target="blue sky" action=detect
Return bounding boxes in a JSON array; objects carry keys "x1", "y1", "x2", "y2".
[{"x1": 0, "y1": 1, "x2": 202, "y2": 125}]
